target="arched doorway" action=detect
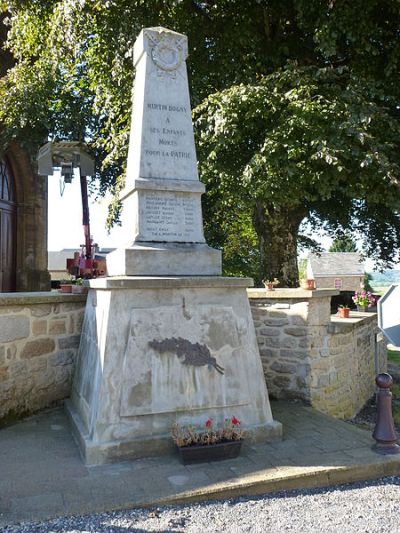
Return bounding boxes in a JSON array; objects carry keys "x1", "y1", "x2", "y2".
[{"x1": 0, "y1": 158, "x2": 16, "y2": 291}]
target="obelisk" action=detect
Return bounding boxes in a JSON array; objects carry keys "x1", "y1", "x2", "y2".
[
  {"x1": 106, "y1": 27, "x2": 221, "y2": 276},
  {"x1": 66, "y1": 28, "x2": 281, "y2": 465}
]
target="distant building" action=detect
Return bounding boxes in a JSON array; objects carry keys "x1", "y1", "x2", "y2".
[
  {"x1": 307, "y1": 252, "x2": 365, "y2": 291},
  {"x1": 48, "y1": 248, "x2": 114, "y2": 280}
]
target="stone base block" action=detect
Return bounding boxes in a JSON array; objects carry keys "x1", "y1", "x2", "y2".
[
  {"x1": 66, "y1": 399, "x2": 282, "y2": 465},
  {"x1": 69, "y1": 276, "x2": 281, "y2": 465},
  {"x1": 106, "y1": 242, "x2": 222, "y2": 276}
]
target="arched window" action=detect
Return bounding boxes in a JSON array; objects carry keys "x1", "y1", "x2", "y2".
[
  {"x1": 0, "y1": 157, "x2": 16, "y2": 291},
  {"x1": 0, "y1": 158, "x2": 15, "y2": 203}
]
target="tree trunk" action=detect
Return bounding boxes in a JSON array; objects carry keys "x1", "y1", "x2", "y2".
[{"x1": 253, "y1": 202, "x2": 307, "y2": 287}]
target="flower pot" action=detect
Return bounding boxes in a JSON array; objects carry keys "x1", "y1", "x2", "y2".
[
  {"x1": 357, "y1": 305, "x2": 367, "y2": 312},
  {"x1": 265, "y1": 283, "x2": 274, "y2": 291},
  {"x1": 72, "y1": 285, "x2": 88, "y2": 294},
  {"x1": 301, "y1": 279, "x2": 315, "y2": 290},
  {"x1": 177, "y1": 440, "x2": 243, "y2": 464},
  {"x1": 59, "y1": 284, "x2": 72, "y2": 293},
  {"x1": 338, "y1": 308, "x2": 350, "y2": 318}
]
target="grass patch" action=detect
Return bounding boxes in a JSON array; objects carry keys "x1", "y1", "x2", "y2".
[
  {"x1": 391, "y1": 380, "x2": 400, "y2": 427},
  {"x1": 388, "y1": 350, "x2": 400, "y2": 366}
]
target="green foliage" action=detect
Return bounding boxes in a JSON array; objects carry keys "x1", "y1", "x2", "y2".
[
  {"x1": 297, "y1": 258, "x2": 307, "y2": 280},
  {"x1": 329, "y1": 235, "x2": 358, "y2": 253},
  {"x1": 194, "y1": 65, "x2": 400, "y2": 279},
  {"x1": 1, "y1": 1, "x2": 400, "y2": 280}
]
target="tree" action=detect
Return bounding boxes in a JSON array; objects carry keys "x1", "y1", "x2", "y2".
[
  {"x1": 195, "y1": 66, "x2": 400, "y2": 285},
  {"x1": 329, "y1": 235, "x2": 358, "y2": 253},
  {"x1": 1, "y1": 1, "x2": 400, "y2": 282}
]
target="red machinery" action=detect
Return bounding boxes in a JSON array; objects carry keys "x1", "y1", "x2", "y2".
[{"x1": 66, "y1": 170, "x2": 106, "y2": 278}]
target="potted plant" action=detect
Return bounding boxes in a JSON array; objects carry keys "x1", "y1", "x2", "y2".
[
  {"x1": 352, "y1": 289, "x2": 376, "y2": 312},
  {"x1": 172, "y1": 416, "x2": 243, "y2": 464},
  {"x1": 59, "y1": 277, "x2": 73, "y2": 293},
  {"x1": 338, "y1": 304, "x2": 350, "y2": 318},
  {"x1": 262, "y1": 278, "x2": 279, "y2": 291},
  {"x1": 300, "y1": 278, "x2": 316, "y2": 290},
  {"x1": 72, "y1": 278, "x2": 89, "y2": 294}
]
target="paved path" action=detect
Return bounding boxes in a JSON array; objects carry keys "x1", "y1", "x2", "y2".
[{"x1": 1, "y1": 401, "x2": 399, "y2": 526}]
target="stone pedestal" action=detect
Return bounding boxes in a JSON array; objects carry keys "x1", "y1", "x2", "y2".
[
  {"x1": 67, "y1": 27, "x2": 281, "y2": 464},
  {"x1": 105, "y1": 27, "x2": 222, "y2": 275},
  {"x1": 66, "y1": 277, "x2": 282, "y2": 464}
]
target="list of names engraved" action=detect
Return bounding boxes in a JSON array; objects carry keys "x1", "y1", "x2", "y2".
[{"x1": 139, "y1": 191, "x2": 203, "y2": 242}]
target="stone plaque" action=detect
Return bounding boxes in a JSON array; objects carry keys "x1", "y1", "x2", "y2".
[
  {"x1": 120, "y1": 305, "x2": 250, "y2": 417},
  {"x1": 137, "y1": 191, "x2": 204, "y2": 242}
]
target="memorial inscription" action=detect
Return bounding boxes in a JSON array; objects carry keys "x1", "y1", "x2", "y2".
[
  {"x1": 143, "y1": 101, "x2": 192, "y2": 163},
  {"x1": 140, "y1": 191, "x2": 200, "y2": 241}
]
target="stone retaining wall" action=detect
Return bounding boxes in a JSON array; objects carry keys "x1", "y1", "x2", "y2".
[
  {"x1": 0, "y1": 288, "x2": 387, "y2": 424},
  {"x1": 0, "y1": 292, "x2": 86, "y2": 423},
  {"x1": 249, "y1": 288, "x2": 387, "y2": 419}
]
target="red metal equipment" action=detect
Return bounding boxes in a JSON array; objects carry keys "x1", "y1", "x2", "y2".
[{"x1": 65, "y1": 173, "x2": 107, "y2": 278}]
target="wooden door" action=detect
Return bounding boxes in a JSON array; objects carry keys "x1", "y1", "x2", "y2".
[{"x1": 0, "y1": 158, "x2": 16, "y2": 292}]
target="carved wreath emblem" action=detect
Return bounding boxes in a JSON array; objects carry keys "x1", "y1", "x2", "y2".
[
  {"x1": 149, "y1": 337, "x2": 225, "y2": 375},
  {"x1": 149, "y1": 33, "x2": 185, "y2": 72}
]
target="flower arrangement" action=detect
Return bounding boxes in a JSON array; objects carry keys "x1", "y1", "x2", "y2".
[
  {"x1": 262, "y1": 278, "x2": 279, "y2": 290},
  {"x1": 352, "y1": 290, "x2": 376, "y2": 308},
  {"x1": 172, "y1": 416, "x2": 243, "y2": 448}
]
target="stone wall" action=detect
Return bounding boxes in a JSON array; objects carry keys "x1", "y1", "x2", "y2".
[
  {"x1": 249, "y1": 288, "x2": 387, "y2": 419},
  {"x1": 314, "y1": 275, "x2": 363, "y2": 292},
  {"x1": 0, "y1": 292, "x2": 86, "y2": 423},
  {"x1": 0, "y1": 288, "x2": 387, "y2": 424}
]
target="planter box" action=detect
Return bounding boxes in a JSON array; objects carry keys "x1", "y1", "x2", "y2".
[
  {"x1": 177, "y1": 440, "x2": 242, "y2": 464},
  {"x1": 59, "y1": 284, "x2": 72, "y2": 294},
  {"x1": 72, "y1": 285, "x2": 88, "y2": 294}
]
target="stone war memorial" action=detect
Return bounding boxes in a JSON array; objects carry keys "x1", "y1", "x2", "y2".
[{"x1": 66, "y1": 27, "x2": 282, "y2": 464}]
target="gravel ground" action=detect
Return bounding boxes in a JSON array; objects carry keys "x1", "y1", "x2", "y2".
[{"x1": 2, "y1": 476, "x2": 400, "y2": 533}]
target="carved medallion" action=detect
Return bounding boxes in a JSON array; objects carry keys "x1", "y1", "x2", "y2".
[
  {"x1": 149, "y1": 33, "x2": 185, "y2": 72},
  {"x1": 149, "y1": 337, "x2": 225, "y2": 375}
]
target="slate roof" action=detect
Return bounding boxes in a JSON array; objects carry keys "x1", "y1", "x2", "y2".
[{"x1": 307, "y1": 252, "x2": 365, "y2": 277}]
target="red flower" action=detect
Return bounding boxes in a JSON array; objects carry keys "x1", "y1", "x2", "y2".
[
  {"x1": 205, "y1": 418, "x2": 213, "y2": 428},
  {"x1": 231, "y1": 416, "x2": 240, "y2": 426}
]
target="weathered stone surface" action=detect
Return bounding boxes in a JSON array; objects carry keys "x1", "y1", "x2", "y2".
[
  {"x1": 49, "y1": 319, "x2": 67, "y2": 335},
  {"x1": 69, "y1": 276, "x2": 281, "y2": 463},
  {"x1": 20, "y1": 339, "x2": 55, "y2": 359},
  {"x1": 6, "y1": 345, "x2": 17, "y2": 361},
  {"x1": 31, "y1": 305, "x2": 51, "y2": 317},
  {"x1": 58, "y1": 335, "x2": 80, "y2": 350},
  {"x1": 0, "y1": 367, "x2": 9, "y2": 382},
  {"x1": 280, "y1": 349, "x2": 308, "y2": 360},
  {"x1": 0, "y1": 316, "x2": 29, "y2": 342},
  {"x1": 259, "y1": 348, "x2": 279, "y2": 359},
  {"x1": 259, "y1": 327, "x2": 281, "y2": 337},
  {"x1": 284, "y1": 326, "x2": 308, "y2": 337},
  {"x1": 48, "y1": 350, "x2": 75, "y2": 367},
  {"x1": 271, "y1": 361, "x2": 296, "y2": 374},
  {"x1": 249, "y1": 289, "x2": 386, "y2": 419},
  {"x1": 29, "y1": 357, "x2": 47, "y2": 372},
  {"x1": 280, "y1": 336, "x2": 298, "y2": 349},
  {"x1": 32, "y1": 320, "x2": 47, "y2": 335}
]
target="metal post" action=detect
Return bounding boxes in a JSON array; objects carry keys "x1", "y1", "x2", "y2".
[
  {"x1": 79, "y1": 172, "x2": 92, "y2": 260},
  {"x1": 372, "y1": 373, "x2": 400, "y2": 454}
]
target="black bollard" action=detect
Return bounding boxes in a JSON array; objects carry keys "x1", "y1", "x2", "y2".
[{"x1": 372, "y1": 373, "x2": 400, "y2": 454}]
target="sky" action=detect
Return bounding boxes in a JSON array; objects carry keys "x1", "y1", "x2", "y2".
[{"x1": 47, "y1": 173, "x2": 125, "y2": 251}]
